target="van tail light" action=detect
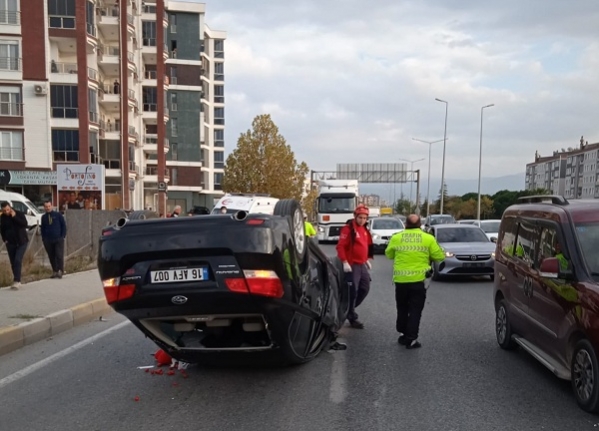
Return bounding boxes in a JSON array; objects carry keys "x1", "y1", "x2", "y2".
[
  {"x1": 102, "y1": 277, "x2": 136, "y2": 304},
  {"x1": 225, "y1": 270, "x2": 284, "y2": 298}
]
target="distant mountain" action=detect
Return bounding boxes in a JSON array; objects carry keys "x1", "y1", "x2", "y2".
[{"x1": 359, "y1": 173, "x2": 525, "y2": 204}]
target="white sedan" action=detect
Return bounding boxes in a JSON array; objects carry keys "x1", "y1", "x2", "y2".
[{"x1": 370, "y1": 217, "x2": 405, "y2": 252}]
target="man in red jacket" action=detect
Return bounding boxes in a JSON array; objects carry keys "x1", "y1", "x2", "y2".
[{"x1": 336, "y1": 204, "x2": 373, "y2": 329}]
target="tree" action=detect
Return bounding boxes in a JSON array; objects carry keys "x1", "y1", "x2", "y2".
[
  {"x1": 222, "y1": 114, "x2": 309, "y2": 201},
  {"x1": 302, "y1": 186, "x2": 319, "y2": 220},
  {"x1": 394, "y1": 197, "x2": 411, "y2": 215},
  {"x1": 434, "y1": 183, "x2": 449, "y2": 211}
]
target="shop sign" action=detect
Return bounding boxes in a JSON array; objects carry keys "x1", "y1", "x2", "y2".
[{"x1": 0, "y1": 169, "x2": 57, "y2": 185}]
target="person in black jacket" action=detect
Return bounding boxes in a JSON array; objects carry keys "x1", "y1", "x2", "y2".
[
  {"x1": 0, "y1": 201, "x2": 29, "y2": 290},
  {"x1": 41, "y1": 200, "x2": 67, "y2": 279}
]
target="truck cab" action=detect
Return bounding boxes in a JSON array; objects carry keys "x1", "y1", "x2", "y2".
[{"x1": 316, "y1": 180, "x2": 359, "y2": 243}]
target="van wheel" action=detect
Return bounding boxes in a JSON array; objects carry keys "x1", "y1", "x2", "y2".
[
  {"x1": 572, "y1": 339, "x2": 599, "y2": 413},
  {"x1": 495, "y1": 299, "x2": 517, "y2": 350},
  {"x1": 274, "y1": 199, "x2": 307, "y2": 267}
]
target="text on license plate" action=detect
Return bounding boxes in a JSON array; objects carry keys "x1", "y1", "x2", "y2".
[
  {"x1": 463, "y1": 262, "x2": 485, "y2": 268},
  {"x1": 151, "y1": 267, "x2": 208, "y2": 284}
]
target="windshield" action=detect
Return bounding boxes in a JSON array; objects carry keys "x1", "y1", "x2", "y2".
[
  {"x1": 372, "y1": 219, "x2": 403, "y2": 230},
  {"x1": 436, "y1": 227, "x2": 489, "y2": 243},
  {"x1": 480, "y1": 221, "x2": 500, "y2": 233},
  {"x1": 429, "y1": 215, "x2": 456, "y2": 225},
  {"x1": 574, "y1": 222, "x2": 599, "y2": 275},
  {"x1": 318, "y1": 197, "x2": 356, "y2": 213},
  {"x1": 26, "y1": 200, "x2": 42, "y2": 215}
]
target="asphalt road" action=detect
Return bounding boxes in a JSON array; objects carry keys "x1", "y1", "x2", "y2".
[{"x1": 0, "y1": 244, "x2": 597, "y2": 430}]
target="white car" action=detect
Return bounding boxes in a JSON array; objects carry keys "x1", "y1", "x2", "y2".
[
  {"x1": 479, "y1": 219, "x2": 501, "y2": 242},
  {"x1": 370, "y1": 217, "x2": 405, "y2": 252}
]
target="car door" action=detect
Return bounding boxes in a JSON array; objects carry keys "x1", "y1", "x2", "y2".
[
  {"x1": 501, "y1": 218, "x2": 537, "y2": 338},
  {"x1": 528, "y1": 223, "x2": 577, "y2": 359}
]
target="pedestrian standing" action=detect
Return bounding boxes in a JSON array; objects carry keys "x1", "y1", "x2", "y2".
[
  {"x1": 0, "y1": 201, "x2": 29, "y2": 290},
  {"x1": 385, "y1": 214, "x2": 445, "y2": 349},
  {"x1": 170, "y1": 205, "x2": 181, "y2": 217},
  {"x1": 336, "y1": 204, "x2": 373, "y2": 329},
  {"x1": 41, "y1": 200, "x2": 67, "y2": 279}
]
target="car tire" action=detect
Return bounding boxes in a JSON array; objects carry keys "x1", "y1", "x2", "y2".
[
  {"x1": 572, "y1": 339, "x2": 599, "y2": 413},
  {"x1": 495, "y1": 299, "x2": 517, "y2": 350},
  {"x1": 274, "y1": 199, "x2": 307, "y2": 269}
]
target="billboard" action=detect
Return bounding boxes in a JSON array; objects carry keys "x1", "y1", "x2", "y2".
[
  {"x1": 335, "y1": 163, "x2": 410, "y2": 183},
  {"x1": 56, "y1": 164, "x2": 105, "y2": 211}
]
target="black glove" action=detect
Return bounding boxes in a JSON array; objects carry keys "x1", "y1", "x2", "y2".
[{"x1": 425, "y1": 269, "x2": 433, "y2": 279}]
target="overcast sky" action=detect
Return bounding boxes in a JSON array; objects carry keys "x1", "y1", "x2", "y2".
[{"x1": 186, "y1": 0, "x2": 599, "y2": 181}]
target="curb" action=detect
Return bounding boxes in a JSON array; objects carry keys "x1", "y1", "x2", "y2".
[{"x1": 0, "y1": 297, "x2": 114, "y2": 357}]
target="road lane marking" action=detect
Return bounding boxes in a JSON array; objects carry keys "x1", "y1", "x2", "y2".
[
  {"x1": 329, "y1": 349, "x2": 348, "y2": 404},
  {"x1": 0, "y1": 321, "x2": 130, "y2": 390}
]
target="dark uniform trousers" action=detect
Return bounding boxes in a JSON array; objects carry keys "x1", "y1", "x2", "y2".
[{"x1": 395, "y1": 281, "x2": 427, "y2": 341}]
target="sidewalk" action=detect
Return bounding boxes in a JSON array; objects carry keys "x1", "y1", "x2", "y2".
[{"x1": 0, "y1": 269, "x2": 113, "y2": 356}]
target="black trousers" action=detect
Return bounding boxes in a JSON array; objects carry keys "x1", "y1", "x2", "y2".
[
  {"x1": 6, "y1": 243, "x2": 27, "y2": 282},
  {"x1": 395, "y1": 281, "x2": 427, "y2": 341},
  {"x1": 43, "y1": 238, "x2": 65, "y2": 272}
]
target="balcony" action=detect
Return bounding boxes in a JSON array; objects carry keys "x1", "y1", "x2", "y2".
[
  {"x1": 127, "y1": 13, "x2": 135, "y2": 32},
  {"x1": 128, "y1": 161, "x2": 139, "y2": 176},
  {"x1": 142, "y1": 103, "x2": 157, "y2": 121},
  {"x1": 89, "y1": 111, "x2": 99, "y2": 124},
  {"x1": 0, "y1": 102, "x2": 22, "y2": 117},
  {"x1": 99, "y1": 84, "x2": 120, "y2": 111},
  {"x1": 143, "y1": 165, "x2": 170, "y2": 183},
  {"x1": 98, "y1": 7, "x2": 119, "y2": 28},
  {"x1": 127, "y1": 52, "x2": 137, "y2": 73},
  {"x1": 87, "y1": 67, "x2": 99, "y2": 83},
  {"x1": 128, "y1": 89, "x2": 137, "y2": 105},
  {"x1": 142, "y1": 4, "x2": 157, "y2": 14},
  {"x1": 98, "y1": 45, "x2": 120, "y2": 77}
]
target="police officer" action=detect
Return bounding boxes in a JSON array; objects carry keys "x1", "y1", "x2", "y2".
[
  {"x1": 385, "y1": 214, "x2": 445, "y2": 349},
  {"x1": 304, "y1": 213, "x2": 316, "y2": 238}
]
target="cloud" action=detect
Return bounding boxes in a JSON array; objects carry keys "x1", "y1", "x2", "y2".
[{"x1": 197, "y1": 0, "x2": 599, "y2": 188}]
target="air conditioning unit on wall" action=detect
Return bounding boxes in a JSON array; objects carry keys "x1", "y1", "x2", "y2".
[{"x1": 34, "y1": 84, "x2": 48, "y2": 96}]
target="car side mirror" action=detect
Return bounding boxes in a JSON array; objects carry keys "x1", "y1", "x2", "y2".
[
  {"x1": 540, "y1": 257, "x2": 559, "y2": 277},
  {"x1": 27, "y1": 209, "x2": 33, "y2": 216},
  {"x1": 490, "y1": 237, "x2": 497, "y2": 243}
]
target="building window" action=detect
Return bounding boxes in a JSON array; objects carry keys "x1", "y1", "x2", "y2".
[
  {"x1": 170, "y1": 66, "x2": 177, "y2": 85},
  {"x1": 214, "y1": 129, "x2": 224, "y2": 147},
  {"x1": 170, "y1": 14, "x2": 176, "y2": 33},
  {"x1": 170, "y1": 119, "x2": 178, "y2": 137},
  {"x1": 214, "y1": 107, "x2": 224, "y2": 125},
  {"x1": 142, "y1": 21, "x2": 156, "y2": 46},
  {"x1": 214, "y1": 63, "x2": 224, "y2": 81},
  {"x1": 88, "y1": 88, "x2": 98, "y2": 123},
  {"x1": 86, "y1": 1, "x2": 95, "y2": 36},
  {"x1": 0, "y1": 86, "x2": 21, "y2": 116},
  {"x1": 171, "y1": 168, "x2": 178, "y2": 185},
  {"x1": 48, "y1": 0, "x2": 75, "y2": 29},
  {"x1": 51, "y1": 85, "x2": 78, "y2": 118},
  {"x1": 214, "y1": 172, "x2": 223, "y2": 190},
  {"x1": 214, "y1": 39, "x2": 224, "y2": 58},
  {"x1": 51, "y1": 129, "x2": 79, "y2": 162},
  {"x1": 0, "y1": 0, "x2": 18, "y2": 25},
  {"x1": 142, "y1": 86, "x2": 157, "y2": 111},
  {"x1": 170, "y1": 142, "x2": 178, "y2": 161},
  {"x1": 89, "y1": 130, "x2": 99, "y2": 163},
  {"x1": 0, "y1": 40, "x2": 19, "y2": 71},
  {"x1": 214, "y1": 151, "x2": 224, "y2": 169},
  {"x1": 0, "y1": 130, "x2": 22, "y2": 160},
  {"x1": 170, "y1": 92, "x2": 177, "y2": 111},
  {"x1": 214, "y1": 85, "x2": 224, "y2": 103}
]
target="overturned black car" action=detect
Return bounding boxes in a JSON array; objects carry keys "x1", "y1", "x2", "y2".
[{"x1": 98, "y1": 200, "x2": 350, "y2": 365}]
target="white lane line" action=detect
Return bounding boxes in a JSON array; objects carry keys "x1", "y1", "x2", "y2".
[
  {"x1": 329, "y1": 348, "x2": 348, "y2": 404},
  {"x1": 0, "y1": 320, "x2": 130, "y2": 390}
]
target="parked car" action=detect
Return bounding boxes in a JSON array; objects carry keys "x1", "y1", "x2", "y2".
[
  {"x1": 428, "y1": 224, "x2": 495, "y2": 281},
  {"x1": 369, "y1": 217, "x2": 404, "y2": 253},
  {"x1": 98, "y1": 199, "x2": 349, "y2": 366},
  {"x1": 493, "y1": 195, "x2": 599, "y2": 413}
]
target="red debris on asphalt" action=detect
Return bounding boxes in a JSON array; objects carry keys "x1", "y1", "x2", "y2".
[{"x1": 134, "y1": 396, "x2": 140, "y2": 402}]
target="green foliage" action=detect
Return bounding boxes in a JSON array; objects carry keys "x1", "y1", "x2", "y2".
[{"x1": 222, "y1": 114, "x2": 309, "y2": 202}]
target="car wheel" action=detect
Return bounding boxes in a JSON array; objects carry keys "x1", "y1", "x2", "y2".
[
  {"x1": 572, "y1": 339, "x2": 599, "y2": 413},
  {"x1": 274, "y1": 199, "x2": 307, "y2": 261},
  {"x1": 495, "y1": 299, "x2": 517, "y2": 350}
]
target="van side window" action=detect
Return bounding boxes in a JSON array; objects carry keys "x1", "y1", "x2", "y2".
[
  {"x1": 11, "y1": 201, "x2": 28, "y2": 214},
  {"x1": 515, "y1": 220, "x2": 537, "y2": 264},
  {"x1": 499, "y1": 217, "x2": 517, "y2": 256},
  {"x1": 539, "y1": 227, "x2": 570, "y2": 271}
]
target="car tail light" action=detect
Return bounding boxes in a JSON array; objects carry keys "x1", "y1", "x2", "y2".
[
  {"x1": 102, "y1": 277, "x2": 136, "y2": 304},
  {"x1": 102, "y1": 229, "x2": 114, "y2": 237},
  {"x1": 244, "y1": 270, "x2": 284, "y2": 298},
  {"x1": 246, "y1": 219, "x2": 265, "y2": 226},
  {"x1": 225, "y1": 270, "x2": 284, "y2": 298}
]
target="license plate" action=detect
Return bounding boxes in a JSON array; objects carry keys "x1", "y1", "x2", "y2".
[
  {"x1": 463, "y1": 263, "x2": 485, "y2": 268},
  {"x1": 150, "y1": 267, "x2": 208, "y2": 284}
]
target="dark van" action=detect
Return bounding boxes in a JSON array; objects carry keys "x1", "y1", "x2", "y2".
[{"x1": 493, "y1": 195, "x2": 599, "y2": 413}]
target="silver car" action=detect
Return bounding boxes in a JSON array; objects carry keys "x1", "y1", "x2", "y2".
[{"x1": 429, "y1": 224, "x2": 495, "y2": 281}]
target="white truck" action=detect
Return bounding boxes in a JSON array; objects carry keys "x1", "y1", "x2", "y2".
[{"x1": 316, "y1": 179, "x2": 359, "y2": 243}]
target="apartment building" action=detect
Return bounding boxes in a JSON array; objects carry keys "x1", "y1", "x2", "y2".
[
  {"x1": 525, "y1": 137, "x2": 599, "y2": 199},
  {"x1": 0, "y1": 0, "x2": 225, "y2": 215}
]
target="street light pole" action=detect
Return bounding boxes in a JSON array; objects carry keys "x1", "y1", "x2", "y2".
[
  {"x1": 412, "y1": 137, "x2": 445, "y2": 218},
  {"x1": 435, "y1": 98, "x2": 448, "y2": 214},
  {"x1": 399, "y1": 157, "x2": 425, "y2": 208},
  {"x1": 477, "y1": 104, "x2": 495, "y2": 221}
]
